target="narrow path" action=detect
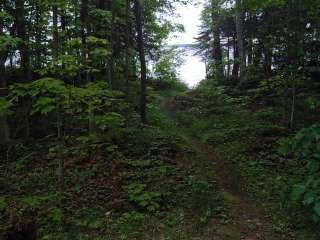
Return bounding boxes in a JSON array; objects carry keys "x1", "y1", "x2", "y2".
[
  {"x1": 200, "y1": 144, "x2": 281, "y2": 240},
  {"x1": 163, "y1": 97, "x2": 285, "y2": 240}
]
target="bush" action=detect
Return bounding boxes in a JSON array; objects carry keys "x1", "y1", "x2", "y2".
[{"x1": 279, "y1": 125, "x2": 320, "y2": 220}]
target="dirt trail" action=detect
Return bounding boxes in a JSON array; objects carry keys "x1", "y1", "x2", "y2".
[
  {"x1": 164, "y1": 97, "x2": 285, "y2": 240},
  {"x1": 200, "y1": 144, "x2": 282, "y2": 240}
]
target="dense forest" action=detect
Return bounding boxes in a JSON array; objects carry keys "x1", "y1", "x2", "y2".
[{"x1": 1, "y1": 0, "x2": 320, "y2": 239}]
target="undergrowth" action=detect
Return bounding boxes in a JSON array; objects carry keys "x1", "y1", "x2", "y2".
[
  {"x1": 171, "y1": 81, "x2": 320, "y2": 239},
  {"x1": 0, "y1": 82, "x2": 223, "y2": 240}
]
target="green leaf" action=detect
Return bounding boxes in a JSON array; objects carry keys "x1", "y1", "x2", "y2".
[
  {"x1": 0, "y1": 197, "x2": 6, "y2": 211},
  {"x1": 22, "y1": 196, "x2": 42, "y2": 209},
  {"x1": 48, "y1": 207, "x2": 64, "y2": 222},
  {"x1": 0, "y1": 98, "x2": 11, "y2": 116},
  {"x1": 291, "y1": 184, "x2": 306, "y2": 202},
  {"x1": 303, "y1": 192, "x2": 316, "y2": 205},
  {"x1": 313, "y1": 202, "x2": 320, "y2": 217}
]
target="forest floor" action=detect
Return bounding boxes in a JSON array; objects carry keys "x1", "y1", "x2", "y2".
[
  {"x1": 158, "y1": 86, "x2": 319, "y2": 240},
  {"x1": 163, "y1": 96, "x2": 282, "y2": 240},
  {"x1": 1, "y1": 85, "x2": 319, "y2": 239}
]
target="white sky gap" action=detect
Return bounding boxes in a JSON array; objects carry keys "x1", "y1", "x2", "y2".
[{"x1": 168, "y1": 2, "x2": 206, "y2": 88}]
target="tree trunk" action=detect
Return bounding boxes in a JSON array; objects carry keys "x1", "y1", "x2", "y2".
[
  {"x1": 211, "y1": 0, "x2": 224, "y2": 81},
  {"x1": 134, "y1": 0, "x2": 147, "y2": 124},
  {"x1": 56, "y1": 99, "x2": 64, "y2": 192},
  {"x1": 235, "y1": 0, "x2": 245, "y2": 85},
  {"x1": 263, "y1": 46, "x2": 272, "y2": 77},
  {"x1": 16, "y1": 0, "x2": 31, "y2": 82},
  {"x1": 52, "y1": 5, "x2": 59, "y2": 59},
  {"x1": 0, "y1": 56, "x2": 10, "y2": 144},
  {"x1": 247, "y1": 38, "x2": 253, "y2": 66},
  {"x1": 0, "y1": 14, "x2": 10, "y2": 144},
  {"x1": 80, "y1": 0, "x2": 90, "y2": 82},
  {"x1": 125, "y1": 0, "x2": 131, "y2": 97},
  {"x1": 232, "y1": 35, "x2": 240, "y2": 78},
  {"x1": 107, "y1": 0, "x2": 116, "y2": 89},
  {"x1": 227, "y1": 36, "x2": 231, "y2": 78}
]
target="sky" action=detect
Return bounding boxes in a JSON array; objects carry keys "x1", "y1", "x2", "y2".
[{"x1": 168, "y1": 2, "x2": 206, "y2": 88}]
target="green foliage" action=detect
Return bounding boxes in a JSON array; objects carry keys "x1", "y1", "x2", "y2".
[
  {"x1": 0, "y1": 35, "x2": 21, "y2": 50},
  {"x1": 115, "y1": 210, "x2": 146, "y2": 236},
  {"x1": 9, "y1": 78, "x2": 68, "y2": 119},
  {"x1": 127, "y1": 183, "x2": 162, "y2": 212},
  {"x1": 279, "y1": 125, "x2": 320, "y2": 220},
  {"x1": 38, "y1": 55, "x2": 83, "y2": 78},
  {"x1": 154, "y1": 47, "x2": 184, "y2": 83},
  {"x1": 90, "y1": 9, "x2": 112, "y2": 24},
  {"x1": 243, "y1": 0, "x2": 285, "y2": 12},
  {"x1": 305, "y1": 97, "x2": 320, "y2": 111},
  {"x1": 182, "y1": 176, "x2": 221, "y2": 225},
  {"x1": 10, "y1": 78, "x2": 67, "y2": 102},
  {"x1": 21, "y1": 196, "x2": 42, "y2": 209},
  {"x1": 95, "y1": 112, "x2": 125, "y2": 131},
  {"x1": 0, "y1": 197, "x2": 6, "y2": 211},
  {"x1": 0, "y1": 97, "x2": 11, "y2": 116},
  {"x1": 47, "y1": 207, "x2": 64, "y2": 222},
  {"x1": 197, "y1": 81, "x2": 227, "y2": 102}
]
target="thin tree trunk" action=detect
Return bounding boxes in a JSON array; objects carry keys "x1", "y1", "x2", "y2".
[
  {"x1": 52, "y1": 5, "x2": 59, "y2": 59},
  {"x1": 247, "y1": 38, "x2": 253, "y2": 66},
  {"x1": 125, "y1": 0, "x2": 131, "y2": 97},
  {"x1": 80, "y1": 0, "x2": 90, "y2": 82},
  {"x1": 0, "y1": 58, "x2": 10, "y2": 144},
  {"x1": 235, "y1": 0, "x2": 245, "y2": 85},
  {"x1": 56, "y1": 99, "x2": 64, "y2": 192},
  {"x1": 0, "y1": 14, "x2": 10, "y2": 144},
  {"x1": 134, "y1": 0, "x2": 147, "y2": 123},
  {"x1": 16, "y1": 0, "x2": 31, "y2": 82},
  {"x1": 107, "y1": 0, "x2": 116, "y2": 89},
  {"x1": 264, "y1": 46, "x2": 272, "y2": 77},
  {"x1": 290, "y1": 79, "x2": 296, "y2": 129},
  {"x1": 52, "y1": 6, "x2": 64, "y2": 191},
  {"x1": 227, "y1": 36, "x2": 231, "y2": 78},
  {"x1": 211, "y1": 0, "x2": 223, "y2": 81},
  {"x1": 232, "y1": 35, "x2": 240, "y2": 78}
]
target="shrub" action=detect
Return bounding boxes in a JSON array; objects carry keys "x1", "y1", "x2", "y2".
[{"x1": 279, "y1": 125, "x2": 320, "y2": 220}]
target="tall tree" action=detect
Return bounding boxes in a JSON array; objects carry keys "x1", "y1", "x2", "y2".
[
  {"x1": 235, "y1": 0, "x2": 245, "y2": 85},
  {"x1": 211, "y1": 0, "x2": 224, "y2": 81},
  {"x1": 0, "y1": 7, "x2": 10, "y2": 144},
  {"x1": 16, "y1": 0, "x2": 31, "y2": 81},
  {"x1": 134, "y1": 0, "x2": 147, "y2": 123}
]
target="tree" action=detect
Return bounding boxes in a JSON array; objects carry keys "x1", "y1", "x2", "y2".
[
  {"x1": 134, "y1": 0, "x2": 147, "y2": 123},
  {"x1": 235, "y1": 0, "x2": 245, "y2": 85},
  {"x1": 211, "y1": 0, "x2": 224, "y2": 81}
]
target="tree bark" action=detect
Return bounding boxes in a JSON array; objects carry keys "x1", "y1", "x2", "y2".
[
  {"x1": 227, "y1": 36, "x2": 231, "y2": 78},
  {"x1": 211, "y1": 0, "x2": 224, "y2": 81},
  {"x1": 16, "y1": 0, "x2": 31, "y2": 82},
  {"x1": 56, "y1": 99, "x2": 64, "y2": 192},
  {"x1": 125, "y1": 0, "x2": 131, "y2": 97},
  {"x1": 134, "y1": 0, "x2": 147, "y2": 124},
  {"x1": 52, "y1": 5, "x2": 59, "y2": 59},
  {"x1": 235, "y1": 0, "x2": 245, "y2": 85},
  {"x1": 0, "y1": 24, "x2": 10, "y2": 144},
  {"x1": 107, "y1": 0, "x2": 116, "y2": 89},
  {"x1": 247, "y1": 38, "x2": 253, "y2": 66},
  {"x1": 80, "y1": 0, "x2": 90, "y2": 82},
  {"x1": 0, "y1": 6, "x2": 10, "y2": 143},
  {"x1": 232, "y1": 35, "x2": 240, "y2": 78}
]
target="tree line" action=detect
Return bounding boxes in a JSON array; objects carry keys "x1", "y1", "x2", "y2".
[
  {"x1": 0, "y1": 0, "x2": 187, "y2": 192},
  {"x1": 0, "y1": 0, "x2": 186, "y2": 144},
  {"x1": 197, "y1": 0, "x2": 320, "y2": 128}
]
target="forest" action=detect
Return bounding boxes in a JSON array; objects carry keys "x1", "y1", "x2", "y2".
[{"x1": 1, "y1": 0, "x2": 320, "y2": 239}]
